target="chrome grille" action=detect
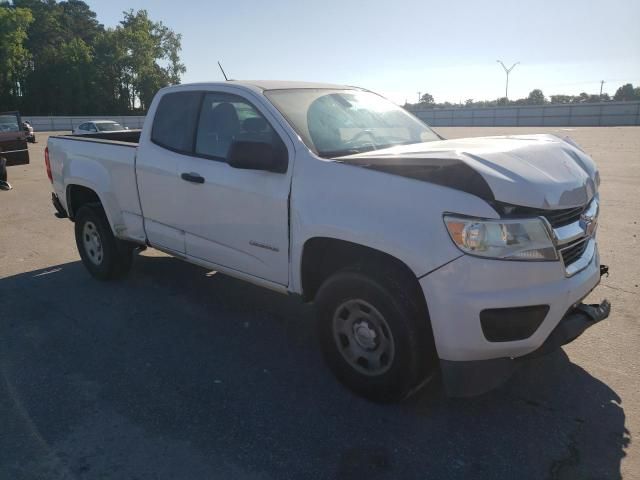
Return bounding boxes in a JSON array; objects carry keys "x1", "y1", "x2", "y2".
[
  {"x1": 560, "y1": 238, "x2": 589, "y2": 267},
  {"x1": 541, "y1": 206, "x2": 586, "y2": 228},
  {"x1": 552, "y1": 197, "x2": 599, "y2": 276},
  {"x1": 507, "y1": 204, "x2": 586, "y2": 228}
]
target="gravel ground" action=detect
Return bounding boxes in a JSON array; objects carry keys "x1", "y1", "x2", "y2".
[{"x1": 1, "y1": 127, "x2": 638, "y2": 479}]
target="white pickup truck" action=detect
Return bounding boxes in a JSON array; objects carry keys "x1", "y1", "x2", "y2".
[{"x1": 46, "y1": 81, "x2": 610, "y2": 401}]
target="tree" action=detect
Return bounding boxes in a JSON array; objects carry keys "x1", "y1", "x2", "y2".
[
  {"x1": 0, "y1": 5, "x2": 33, "y2": 110},
  {"x1": 419, "y1": 92, "x2": 434, "y2": 106},
  {"x1": 614, "y1": 83, "x2": 637, "y2": 101},
  {"x1": 587, "y1": 94, "x2": 605, "y2": 103},
  {"x1": 11, "y1": 0, "x2": 105, "y2": 114},
  {"x1": 527, "y1": 89, "x2": 545, "y2": 105},
  {"x1": 114, "y1": 9, "x2": 185, "y2": 110},
  {"x1": 1, "y1": 1, "x2": 185, "y2": 114}
]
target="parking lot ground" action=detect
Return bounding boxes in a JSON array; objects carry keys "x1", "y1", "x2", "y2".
[{"x1": 1, "y1": 127, "x2": 639, "y2": 479}]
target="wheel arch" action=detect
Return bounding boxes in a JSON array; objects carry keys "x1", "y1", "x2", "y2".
[
  {"x1": 66, "y1": 183, "x2": 102, "y2": 220},
  {"x1": 300, "y1": 237, "x2": 426, "y2": 310}
]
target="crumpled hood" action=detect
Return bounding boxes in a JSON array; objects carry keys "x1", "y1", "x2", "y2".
[{"x1": 337, "y1": 134, "x2": 599, "y2": 209}]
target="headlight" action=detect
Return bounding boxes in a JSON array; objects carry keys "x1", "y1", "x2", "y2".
[{"x1": 444, "y1": 215, "x2": 557, "y2": 261}]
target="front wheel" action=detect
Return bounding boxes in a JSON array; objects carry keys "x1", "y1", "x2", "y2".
[
  {"x1": 316, "y1": 269, "x2": 436, "y2": 402},
  {"x1": 74, "y1": 205, "x2": 133, "y2": 280}
]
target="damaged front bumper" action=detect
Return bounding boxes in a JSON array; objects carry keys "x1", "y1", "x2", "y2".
[
  {"x1": 519, "y1": 298, "x2": 611, "y2": 361},
  {"x1": 440, "y1": 268, "x2": 611, "y2": 397}
]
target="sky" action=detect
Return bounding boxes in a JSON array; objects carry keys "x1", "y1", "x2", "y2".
[{"x1": 84, "y1": 0, "x2": 640, "y2": 105}]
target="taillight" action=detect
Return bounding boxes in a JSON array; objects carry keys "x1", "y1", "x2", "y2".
[{"x1": 44, "y1": 146, "x2": 52, "y2": 182}]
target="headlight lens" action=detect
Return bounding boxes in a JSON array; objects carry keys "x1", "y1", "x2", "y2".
[{"x1": 444, "y1": 216, "x2": 557, "y2": 260}]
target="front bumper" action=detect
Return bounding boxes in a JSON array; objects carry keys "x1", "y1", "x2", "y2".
[
  {"x1": 439, "y1": 298, "x2": 610, "y2": 397},
  {"x1": 419, "y1": 242, "x2": 611, "y2": 396}
]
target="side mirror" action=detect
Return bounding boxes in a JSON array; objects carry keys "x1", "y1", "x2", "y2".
[{"x1": 228, "y1": 141, "x2": 288, "y2": 173}]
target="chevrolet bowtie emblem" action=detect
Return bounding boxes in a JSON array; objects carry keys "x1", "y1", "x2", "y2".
[{"x1": 580, "y1": 212, "x2": 597, "y2": 237}]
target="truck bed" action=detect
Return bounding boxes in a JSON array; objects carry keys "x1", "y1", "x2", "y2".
[{"x1": 48, "y1": 130, "x2": 144, "y2": 244}]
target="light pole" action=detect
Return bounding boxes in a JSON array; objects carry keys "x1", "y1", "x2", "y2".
[{"x1": 496, "y1": 60, "x2": 520, "y2": 102}]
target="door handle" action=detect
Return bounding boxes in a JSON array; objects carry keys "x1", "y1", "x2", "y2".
[{"x1": 180, "y1": 172, "x2": 205, "y2": 184}]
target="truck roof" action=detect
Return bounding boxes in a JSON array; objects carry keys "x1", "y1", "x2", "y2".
[{"x1": 177, "y1": 80, "x2": 359, "y2": 92}]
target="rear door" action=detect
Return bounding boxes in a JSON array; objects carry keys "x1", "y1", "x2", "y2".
[
  {"x1": 0, "y1": 111, "x2": 29, "y2": 166},
  {"x1": 136, "y1": 91, "x2": 202, "y2": 254}
]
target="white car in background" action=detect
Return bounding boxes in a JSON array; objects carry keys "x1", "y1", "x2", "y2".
[{"x1": 73, "y1": 120, "x2": 129, "y2": 135}]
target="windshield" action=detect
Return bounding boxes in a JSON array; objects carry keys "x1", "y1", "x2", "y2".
[
  {"x1": 97, "y1": 122, "x2": 124, "y2": 131},
  {"x1": 265, "y1": 89, "x2": 440, "y2": 158}
]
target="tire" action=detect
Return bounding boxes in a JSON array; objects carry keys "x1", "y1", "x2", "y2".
[
  {"x1": 316, "y1": 267, "x2": 436, "y2": 402},
  {"x1": 0, "y1": 156, "x2": 7, "y2": 182},
  {"x1": 74, "y1": 204, "x2": 133, "y2": 280}
]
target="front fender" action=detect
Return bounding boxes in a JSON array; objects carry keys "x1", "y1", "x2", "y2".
[{"x1": 288, "y1": 153, "x2": 499, "y2": 293}]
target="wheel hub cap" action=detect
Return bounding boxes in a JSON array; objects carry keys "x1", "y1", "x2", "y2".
[
  {"x1": 82, "y1": 221, "x2": 103, "y2": 265},
  {"x1": 353, "y1": 321, "x2": 378, "y2": 350},
  {"x1": 332, "y1": 299, "x2": 395, "y2": 376}
]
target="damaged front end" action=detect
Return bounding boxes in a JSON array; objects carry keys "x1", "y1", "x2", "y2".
[
  {"x1": 520, "y1": 296, "x2": 611, "y2": 361},
  {"x1": 441, "y1": 265, "x2": 611, "y2": 398}
]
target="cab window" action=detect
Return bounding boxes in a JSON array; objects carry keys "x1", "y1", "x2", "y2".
[
  {"x1": 151, "y1": 92, "x2": 201, "y2": 153},
  {"x1": 195, "y1": 92, "x2": 281, "y2": 162}
]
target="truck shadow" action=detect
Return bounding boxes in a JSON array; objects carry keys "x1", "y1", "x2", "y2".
[{"x1": 0, "y1": 253, "x2": 630, "y2": 480}]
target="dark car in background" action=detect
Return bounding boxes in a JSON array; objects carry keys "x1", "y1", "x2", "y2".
[{"x1": 0, "y1": 111, "x2": 30, "y2": 167}]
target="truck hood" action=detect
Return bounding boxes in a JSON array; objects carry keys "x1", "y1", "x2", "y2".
[{"x1": 336, "y1": 134, "x2": 599, "y2": 210}]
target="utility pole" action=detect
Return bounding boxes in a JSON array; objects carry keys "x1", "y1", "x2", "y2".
[
  {"x1": 417, "y1": 92, "x2": 421, "y2": 103},
  {"x1": 496, "y1": 60, "x2": 520, "y2": 102},
  {"x1": 600, "y1": 80, "x2": 605, "y2": 101}
]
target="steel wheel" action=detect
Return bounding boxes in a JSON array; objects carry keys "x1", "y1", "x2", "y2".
[
  {"x1": 332, "y1": 299, "x2": 395, "y2": 376},
  {"x1": 82, "y1": 220, "x2": 103, "y2": 265}
]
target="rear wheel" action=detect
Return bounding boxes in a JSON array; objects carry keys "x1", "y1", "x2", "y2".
[
  {"x1": 316, "y1": 267, "x2": 436, "y2": 402},
  {"x1": 74, "y1": 204, "x2": 133, "y2": 280}
]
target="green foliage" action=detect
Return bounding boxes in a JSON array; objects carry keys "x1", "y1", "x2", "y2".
[
  {"x1": 550, "y1": 94, "x2": 573, "y2": 104},
  {"x1": 0, "y1": 4, "x2": 33, "y2": 109},
  {"x1": 526, "y1": 89, "x2": 545, "y2": 105},
  {"x1": 0, "y1": 1, "x2": 185, "y2": 113},
  {"x1": 407, "y1": 84, "x2": 637, "y2": 110},
  {"x1": 613, "y1": 83, "x2": 639, "y2": 101},
  {"x1": 114, "y1": 10, "x2": 186, "y2": 110},
  {"x1": 419, "y1": 93, "x2": 434, "y2": 106}
]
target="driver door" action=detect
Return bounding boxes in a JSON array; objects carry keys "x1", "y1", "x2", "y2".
[{"x1": 175, "y1": 91, "x2": 293, "y2": 286}]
